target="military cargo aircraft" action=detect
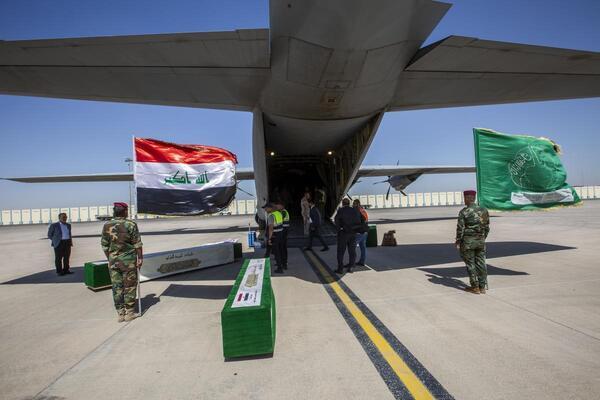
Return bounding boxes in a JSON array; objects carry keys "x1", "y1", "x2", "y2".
[{"x1": 2, "y1": 0, "x2": 599, "y2": 217}]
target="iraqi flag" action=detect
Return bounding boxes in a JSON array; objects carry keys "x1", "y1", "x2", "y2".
[{"x1": 134, "y1": 138, "x2": 238, "y2": 215}]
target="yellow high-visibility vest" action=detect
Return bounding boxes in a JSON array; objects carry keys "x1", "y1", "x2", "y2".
[
  {"x1": 281, "y1": 209, "x2": 290, "y2": 228},
  {"x1": 271, "y1": 210, "x2": 284, "y2": 232}
]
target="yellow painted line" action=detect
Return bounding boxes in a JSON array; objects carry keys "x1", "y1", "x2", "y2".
[{"x1": 306, "y1": 251, "x2": 434, "y2": 400}]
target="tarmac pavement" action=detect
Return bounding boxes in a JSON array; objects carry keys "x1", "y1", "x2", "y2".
[{"x1": 1, "y1": 202, "x2": 599, "y2": 399}]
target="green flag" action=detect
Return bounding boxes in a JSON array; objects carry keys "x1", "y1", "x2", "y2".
[{"x1": 474, "y1": 128, "x2": 581, "y2": 211}]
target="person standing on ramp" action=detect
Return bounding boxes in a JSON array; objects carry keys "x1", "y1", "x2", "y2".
[
  {"x1": 334, "y1": 198, "x2": 362, "y2": 274},
  {"x1": 455, "y1": 190, "x2": 490, "y2": 294},
  {"x1": 101, "y1": 202, "x2": 144, "y2": 322},
  {"x1": 263, "y1": 202, "x2": 285, "y2": 274},
  {"x1": 303, "y1": 199, "x2": 329, "y2": 252},
  {"x1": 276, "y1": 200, "x2": 290, "y2": 270}
]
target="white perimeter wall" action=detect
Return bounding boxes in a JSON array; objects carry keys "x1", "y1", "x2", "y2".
[{"x1": 1, "y1": 186, "x2": 598, "y2": 225}]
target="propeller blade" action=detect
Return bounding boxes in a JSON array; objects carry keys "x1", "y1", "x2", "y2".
[
  {"x1": 400, "y1": 190, "x2": 407, "y2": 196},
  {"x1": 386, "y1": 185, "x2": 391, "y2": 201},
  {"x1": 373, "y1": 178, "x2": 390, "y2": 185}
]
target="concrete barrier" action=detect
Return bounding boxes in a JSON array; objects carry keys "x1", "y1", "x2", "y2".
[
  {"x1": 367, "y1": 195, "x2": 376, "y2": 209},
  {"x1": 384, "y1": 195, "x2": 393, "y2": 208},
  {"x1": 359, "y1": 195, "x2": 369, "y2": 207},
  {"x1": 1, "y1": 210, "x2": 10, "y2": 225},
  {"x1": 31, "y1": 209, "x2": 41, "y2": 224},
  {"x1": 237, "y1": 200, "x2": 247, "y2": 215},
  {"x1": 21, "y1": 209, "x2": 31, "y2": 224},
  {"x1": 11, "y1": 210, "x2": 22, "y2": 225},
  {"x1": 228, "y1": 200, "x2": 238, "y2": 215},
  {"x1": 41, "y1": 209, "x2": 50, "y2": 223},
  {"x1": 408, "y1": 193, "x2": 416, "y2": 207},
  {"x1": 246, "y1": 200, "x2": 255, "y2": 215},
  {"x1": 416, "y1": 193, "x2": 424, "y2": 207},
  {"x1": 457, "y1": 192, "x2": 465, "y2": 205}
]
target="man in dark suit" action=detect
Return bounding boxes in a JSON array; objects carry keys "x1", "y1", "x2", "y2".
[
  {"x1": 47, "y1": 213, "x2": 73, "y2": 275},
  {"x1": 334, "y1": 198, "x2": 362, "y2": 274},
  {"x1": 303, "y1": 199, "x2": 329, "y2": 252}
]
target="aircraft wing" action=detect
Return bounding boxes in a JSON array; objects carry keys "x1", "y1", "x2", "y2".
[
  {"x1": 391, "y1": 36, "x2": 600, "y2": 110},
  {"x1": 356, "y1": 165, "x2": 475, "y2": 178},
  {"x1": 0, "y1": 29, "x2": 269, "y2": 111},
  {"x1": 3, "y1": 166, "x2": 469, "y2": 183},
  {"x1": 2, "y1": 167, "x2": 255, "y2": 183}
]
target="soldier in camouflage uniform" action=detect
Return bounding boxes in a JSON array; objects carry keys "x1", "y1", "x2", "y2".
[
  {"x1": 455, "y1": 190, "x2": 490, "y2": 294},
  {"x1": 101, "y1": 202, "x2": 143, "y2": 322}
]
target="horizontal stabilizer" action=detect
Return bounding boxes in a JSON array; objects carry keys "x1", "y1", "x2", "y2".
[
  {"x1": 0, "y1": 29, "x2": 270, "y2": 110},
  {"x1": 392, "y1": 36, "x2": 600, "y2": 110}
]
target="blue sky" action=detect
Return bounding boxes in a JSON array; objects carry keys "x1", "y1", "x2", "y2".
[{"x1": 1, "y1": 0, "x2": 599, "y2": 209}]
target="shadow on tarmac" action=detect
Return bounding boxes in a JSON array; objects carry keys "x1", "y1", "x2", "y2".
[
  {"x1": 70, "y1": 225, "x2": 250, "y2": 239},
  {"x1": 1, "y1": 242, "x2": 574, "y2": 286},
  {"x1": 420, "y1": 264, "x2": 528, "y2": 291},
  {"x1": 161, "y1": 283, "x2": 233, "y2": 300},
  {"x1": 1, "y1": 266, "x2": 85, "y2": 285},
  {"x1": 1, "y1": 252, "x2": 252, "y2": 285},
  {"x1": 140, "y1": 293, "x2": 161, "y2": 314},
  {"x1": 365, "y1": 241, "x2": 575, "y2": 271},
  {"x1": 370, "y1": 216, "x2": 464, "y2": 225}
]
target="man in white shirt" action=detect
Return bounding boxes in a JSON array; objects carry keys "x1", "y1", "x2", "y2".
[
  {"x1": 47, "y1": 213, "x2": 73, "y2": 275},
  {"x1": 300, "y1": 191, "x2": 311, "y2": 236}
]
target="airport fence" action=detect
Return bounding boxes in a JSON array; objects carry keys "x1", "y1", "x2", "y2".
[{"x1": 1, "y1": 186, "x2": 598, "y2": 226}]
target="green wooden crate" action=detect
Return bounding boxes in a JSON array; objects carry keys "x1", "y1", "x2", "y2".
[
  {"x1": 84, "y1": 261, "x2": 112, "y2": 291},
  {"x1": 366, "y1": 224, "x2": 378, "y2": 247},
  {"x1": 221, "y1": 258, "x2": 276, "y2": 359}
]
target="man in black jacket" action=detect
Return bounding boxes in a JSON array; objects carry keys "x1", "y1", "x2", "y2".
[
  {"x1": 334, "y1": 198, "x2": 362, "y2": 274},
  {"x1": 303, "y1": 199, "x2": 329, "y2": 252},
  {"x1": 47, "y1": 213, "x2": 73, "y2": 275}
]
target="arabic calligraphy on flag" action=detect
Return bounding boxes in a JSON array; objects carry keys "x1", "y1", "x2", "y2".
[
  {"x1": 134, "y1": 138, "x2": 238, "y2": 215},
  {"x1": 473, "y1": 128, "x2": 580, "y2": 211}
]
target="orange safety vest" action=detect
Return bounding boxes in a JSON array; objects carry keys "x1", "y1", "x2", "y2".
[{"x1": 358, "y1": 206, "x2": 368, "y2": 222}]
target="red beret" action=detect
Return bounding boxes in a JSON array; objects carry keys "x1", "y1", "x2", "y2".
[
  {"x1": 113, "y1": 202, "x2": 128, "y2": 208},
  {"x1": 463, "y1": 190, "x2": 477, "y2": 196}
]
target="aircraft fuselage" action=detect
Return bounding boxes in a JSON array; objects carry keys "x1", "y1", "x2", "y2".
[{"x1": 253, "y1": 0, "x2": 450, "y2": 216}]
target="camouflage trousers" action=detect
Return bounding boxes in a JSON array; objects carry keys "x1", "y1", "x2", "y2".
[
  {"x1": 108, "y1": 261, "x2": 138, "y2": 312},
  {"x1": 460, "y1": 244, "x2": 487, "y2": 289}
]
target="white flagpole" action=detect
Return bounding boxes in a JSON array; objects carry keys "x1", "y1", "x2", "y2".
[{"x1": 137, "y1": 268, "x2": 142, "y2": 316}]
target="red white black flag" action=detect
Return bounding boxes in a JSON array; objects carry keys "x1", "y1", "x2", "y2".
[{"x1": 134, "y1": 138, "x2": 237, "y2": 215}]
